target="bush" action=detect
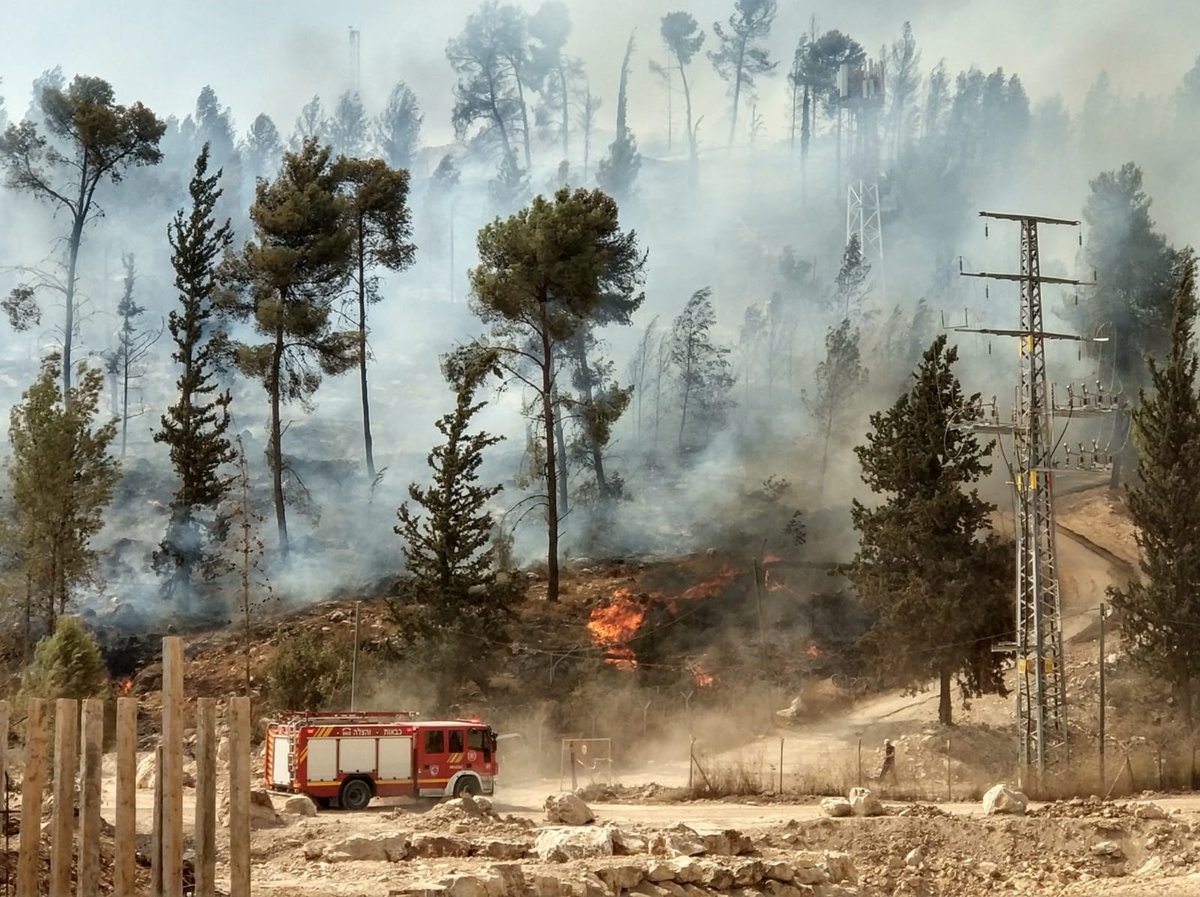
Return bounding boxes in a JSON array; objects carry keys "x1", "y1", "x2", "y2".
[
  {"x1": 265, "y1": 630, "x2": 351, "y2": 711},
  {"x1": 21, "y1": 616, "x2": 110, "y2": 702}
]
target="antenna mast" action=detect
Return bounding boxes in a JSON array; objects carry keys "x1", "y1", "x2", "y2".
[
  {"x1": 348, "y1": 27, "x2": 362, "y2": 92},
  {"x1": 957, "y1": 211, "x2": 1116, "y2": 784}
]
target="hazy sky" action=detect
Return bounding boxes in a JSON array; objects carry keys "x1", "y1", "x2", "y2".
[{"x1": 4, "y1": 0, "x2": 1199, "y2": 149}]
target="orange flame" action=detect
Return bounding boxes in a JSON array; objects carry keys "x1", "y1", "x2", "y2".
[
  {"x1": 679, "y1": 565, "x2": 738, "y2": 600},
  {"x1": 762, "y1": 554, "x2": 782, "y2": 564},
  {"x1": 587, "y1": 589, "x2": 646, "y2": 668},
  {"x1": 805, "y1": 641, "x2": 823, "y2": 658},
  {"x1": 118, "y1": 677, "x2": 134, "y2": 695},
  {"x1": 689, "y1": 661, "x2": 715, "y2": 687}
]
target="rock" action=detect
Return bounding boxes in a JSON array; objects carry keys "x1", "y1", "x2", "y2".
[
  {"x1": 409, "y1": 833, "x2": 471, "y2": 858},
  {"x1": 302, "y1": 841, "x2": 327, "y2": 860},
  {"x1": 136, "y1": 754, "x2": 156, "y2": 789},
  {"x1": 697, "y1": 860, "x2": 734, "y2": 890},
  {"x1": 1092, "y1": 840, "x2": 1124, "y2": 858},
  {"x1": 217, "y1": 737, "x2": 230, "y2": 764},
  {"x1": 847, "y1": 787, "x2": 884, "y2": 817},
  {"x1": 219, "y1": 787, "x2": 282, "y2": 829},
  {"x1": 645, "y1": 861, "x2": 677, "y2": 883},
  {"x1": 543, "y1": 793, "x2": 595, "y2": 826},
  {"x1": 983, "y1": 783, "x2": 1029, "y2": 816},
  {"x1": 651, "y1": 824, "x2": 707, "y2": 857},
  {"x1": 701, "y1": 829, "x2": 753, "y2": 856},
  {"x1": 591, "y1": 861, "x2": 644, "y2": 892},
  {"x1": 608, "y1": 826, "x2": 648, "y2": 855},
  {"x1": 905, "y1": 847, "x2": 924, "y2": 867},
  {"x1": 535, "y1": 827, "x2": 614, "y2": 862},
  {"x1": 476, "y1": 840, "x2": 528, "y2": 860},
  {"x1": 1132, "y1": 801, "x2": 1168, "y2": 820},
  {"x1": 324, "y1": 833, "x2": 409, "y2": 862},
  {"x1": 763, "y1": 860, "x2": 795, "y2": 882},
  {"x1": 1136, "y1": 856, "x2": 1163, "y2": 876},
  {"x1": 282, "y1": 795, "x2": 318, "y2": 817},
  {"x1": 977, "y1": 862, "x2": 999, "y2": 879},
  {"x1": 820, "y1": 798, "x2": 853, "y2": 818},
  {"x1": 664, "y1": 856, "x2": 703, "y2": 884}
]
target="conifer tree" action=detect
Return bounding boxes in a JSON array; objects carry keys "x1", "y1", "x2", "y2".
[
  {"x1": 110, "y1": 253, "x2": 160, "y2": 457},
  {"x1": 1109, "y1": 253, "x2": 1200, "y2": 726},
  {"x1": 708, "y1": 0, "x2": 778, "y2": 146},
  {"x1": 5, "y1": 356, "x2": 120, "y2": 635},
  {"x1": 220, "y1": 140, "x2": 357, "y2": 555},
  {"x1": 597, "y1": 32, "x2": 642, "y2": 202},
  {"x1": 334, "y1": 157, "x2": 417, "y2": 480},
  {"x1": 394, "y1": 346, "x2": 512, "y2": 632},
  {"x1": 804, "y1": 318, "x2": 868, "y2": 496},
  {"x1": 669, "y1": 287, "x2": 735, "y2": 454},
  {"x1": 154, "y1": 145, "x2": 236, "y2": 603},
  {"x1": 847, "y1": 335, "x2": 1011, "y2": 725}
]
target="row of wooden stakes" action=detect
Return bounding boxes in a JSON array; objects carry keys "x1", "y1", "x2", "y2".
[{"x1": 9, "y1": 636, "x2": 252, "y2": 897}]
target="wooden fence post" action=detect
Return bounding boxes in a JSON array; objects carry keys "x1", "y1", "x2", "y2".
[
  {"x1": 50, "y1": 698, "x2": 79, "y2": 897},
  {"x1": 228, "y1": 696, "x2": 251, "y2": 897},
  {"x1": 77, "y1": 699, "x2": 103, "y2": 897},
  {"x1": 194, "y1": 698, "x2": 217, "y2": 897},
  {"x1": 114, "y1": 698, "x2": 137, "y2": 897},
  {"x1": 162, "y1": 637, "x2": 184, "y2": 897},
  {"x1": 16, "y1": 699, "x2": 48, "y2": 897},
  {"x1": 151, "y1": 745, "x2": 163, "y2": 897}
]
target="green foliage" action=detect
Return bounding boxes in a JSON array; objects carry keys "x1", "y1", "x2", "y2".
[
  {"x1": 447, "y1": 1, "x2": 525, "y2": 166},
  {"x1": 708, "y1": 0, "x2": 778, "y2": 145},
  {"x1": 846, "y1": 335, "x2": 1012, "y2": 725},
  {"x1": 669, "y1": 287, "x2": 735, "y2": 454},
  {"x1": 265, "y1": 629, "x2": 351, "y2": 711},
  {"x1": 20, "y1": 616, "x2": 109, "y2": 702},
  {"x1": 803, "y1": 318, "x2": 868, "y2": 490},
  {"x1": 220, "y1": 140, "x2": 357, "y2": 553},
  {"x1": 327, "y1": 91, "x2": 368, "y2": 157},
  {"x1": 470, "y1": 187, "x2": 646, "y2": 601},
  {"x1": 243, "y1": 113, "x2": 283, "y2": 180},
  {"x1": 375, "y1": 81, "x2": 423, "y2": 170},
  {"x1": 1108, "y1": 255, "x2": 1200, "y2": 725},
  {"x1": 0, "y1": 75, "x2": 165, "y2": 391},
  {"x1": 5, "y1": 356, "x2": 120, "y2": 634},
  {"x1": 597, "y1": 32, "x2": 641, "y2": 201},
  {"x1": 1079, "y1": 162, "x2": 1183, "y2": 378},
  {"x1": 155, "y1": 145, "x2": 237, "y2": 603}
]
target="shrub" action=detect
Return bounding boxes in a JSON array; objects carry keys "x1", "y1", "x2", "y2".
[
  {"x1": 20, "y1": 616, "x2": 110, "y2": 702},
  {"x1": 265, "y1": 630, "x2": 351, "y2": 711}
]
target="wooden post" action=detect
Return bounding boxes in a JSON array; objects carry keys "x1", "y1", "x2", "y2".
[
  {"x1": 857, "y1": 738, "x2": 862, "y2": 787},
  {"x1": 778, "y1": 738, "x2": 784, "y2": 793},
  {"x1": 16, "y1": 699, "x2": 48, "y2": 897},
  {"x1": 1099, "y1": 602, "x2": 1107, "y2": 790},
  {"x1": 77, "y1": 699, "x2": 102, "y2": 897},
  {"x1": 151, "y1": 745, "x2": 163, "y2": 897},
  {"x1": 194, "y1": 698, "x2": 217, "y2": 897},
  {"x1": 0, "y1": 701, "x2": 8, "y2": 831},
  {"x1": 162, "y1": 637, "x2": 184, "y2": 897},
  {"x1": 228, "y1": 696, "x2": 251, "y2": 897},
  {"x1": 114, "y1": 698, "x2": 137, "y2": 897},
  {"x1": 50, "y1": 698, "x2": 79, "y2": 897}
]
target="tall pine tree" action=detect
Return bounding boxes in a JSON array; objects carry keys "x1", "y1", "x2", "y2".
[
  {"x1": 1109, "y1": 253, "x2": 1200, "y2": 726},
  {"x1": 847, "y1": 335, "x2": 1011, "y2": 725},
  {"x1": 154, "y1": 145, "x2": 236, "y2": 605}
]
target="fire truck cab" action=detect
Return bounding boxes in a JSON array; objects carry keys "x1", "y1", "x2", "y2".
[{"x1": 264, "y1": 711, "x2": 499, "y2": 810}]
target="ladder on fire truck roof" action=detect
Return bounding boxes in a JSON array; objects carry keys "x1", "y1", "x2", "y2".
[{"x1": 277, "y1": 710, "x2": 421, "y2": 726}]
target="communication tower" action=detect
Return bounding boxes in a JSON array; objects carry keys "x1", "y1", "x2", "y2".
[
  {"x1": 957, "y1": 212, "x2": 1118, "y2": 783},
  {"x1": 349, "y1": 27, "x2": 362, "y2": 92},
  {"x1": 838, "y1": 58, "x2": 886, "y2": 298}
]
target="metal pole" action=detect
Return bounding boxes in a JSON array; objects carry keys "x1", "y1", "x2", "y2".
[
  {"x1": 350, "y1": 601, "x2": 361, "y2": 711},
  {"x1": 1099, "y1": 602, "x2": 1106, "y2": 790}
]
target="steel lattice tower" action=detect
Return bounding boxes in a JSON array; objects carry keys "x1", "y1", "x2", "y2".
[{"x1": 960, "y1": 211, "x2": 1091, "y2": 779}]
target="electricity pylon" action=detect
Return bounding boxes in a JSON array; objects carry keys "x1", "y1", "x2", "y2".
[{"x1": 957, "y1": 211, "x2": 1107, "y2": 782}]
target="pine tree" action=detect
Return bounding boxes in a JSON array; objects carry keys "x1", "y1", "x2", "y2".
[
  {"x1": 669, "y1": 287, "x2": 735, "y2": 454},
  {"x1": 597, "y1": 32, "x2": 642, "y2": 202},
  {"x1": 833, "y1": 234, "x2": 871, "y2": 318},
  {"x1": 803, "y1": 318, "x2": 868, "y2": 497},
  {"x1": 334, "y1": 157, "x2": 417, "y2": 480},
  {"x1": 155, "y1": 145, "x2": 237, "y2": 605},
  {"x1": 20, "y1": 616, "x2": 110, "y2": 702},
  {"x1": 1108, "y1": 254, "x2": 1200, "y2": 726},
  {"x1": 847, "y1": 335, "x2": 1012, "y2": 725},
  {"x1": 5, "y1": 356, "x2": 120, "y2": 636},
  {"x1": 708, "y1": 0, "x2": 778, "y2": 147},
  {"x1": 394, "y1": 346, "x2": 511, "y2": 631},
  {"x1": 220, "y1": 140, "x2": 357, "y2": 555},
  {"x1": 111, "y1": 253, "x2": 161, "y2": 457}
]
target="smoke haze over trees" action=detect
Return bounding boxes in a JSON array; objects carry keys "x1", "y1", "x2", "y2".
[{"x1": 4, "y1": 0, "x2": 1200, "y2": 725}]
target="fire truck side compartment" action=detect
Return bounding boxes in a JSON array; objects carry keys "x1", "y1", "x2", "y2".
[
  {"x1": 307, "y1": 737, "x2": 337, "y2": 782},
  {"x1": 270, "y1": 735, "x2": 290, "y2": 785},
  {"x1": 337, "y1": 738, "x2": 376, "y2": 776},
  {"x1": 378, "y1": 736, "x2": 414, "y2": 780}
]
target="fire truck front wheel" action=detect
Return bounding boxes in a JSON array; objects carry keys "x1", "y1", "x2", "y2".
[
  {"x1": 339, "y1": 777, "x2": 374, "y2": 811},
  {"x1": 453, "y1": 775, "x2": 482, "y2": 797}
]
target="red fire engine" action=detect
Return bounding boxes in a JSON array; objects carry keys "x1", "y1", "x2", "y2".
[{"x1": 264, "y1": 711, "x2": 499, "y2": 810}]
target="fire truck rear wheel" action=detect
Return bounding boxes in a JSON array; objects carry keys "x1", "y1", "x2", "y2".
[
  {"x1": 339, "y1": 777, "x2": 373, "y2": 811},
  {"x1": 453, "y1": 776, "x2": 481, "y2": 797}
]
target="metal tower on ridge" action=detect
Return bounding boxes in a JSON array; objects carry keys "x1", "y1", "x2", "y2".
[{"x1": 957, "y1": 211, "x2": 1101, "y2": 780}]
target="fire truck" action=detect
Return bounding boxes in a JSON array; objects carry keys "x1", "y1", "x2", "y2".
[{"x1": 264, "y1": 711, "x2": 499, "y2": 810}]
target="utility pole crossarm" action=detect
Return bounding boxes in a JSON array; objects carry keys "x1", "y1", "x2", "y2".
[
  {"x1": 949, "y1": 326, "x2": 1102, "y2": 342},
  {"x1": 961, "y1": 272, "x2": 1089, "y2": 286},
  {"x1": 978, "y1": 211, "x2": 1080, "y2": 226}
]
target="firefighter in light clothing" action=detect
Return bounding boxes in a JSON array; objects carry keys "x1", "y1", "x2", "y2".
[{"x1": 877, "y1": 739, "x2": 897, "y2": 786}]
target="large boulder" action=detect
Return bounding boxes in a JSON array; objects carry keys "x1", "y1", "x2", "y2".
[
  {"x1": 848, "y1": 787, "x2": 884, "y2": 817},
  {"x1": 982, "y1": 783, "x2": 1028, "y2": 816},
  {"x1": 820, "y1": 797, "x2": 853, "y2": 818},
  {"x1": 438, "y1": 865, "x2": 526, "y2": 897},
  {"x1": 700, "y1": 829, "x2": 753, "y2": 856},
  {"x1": 323, "y1": 832, "x2": 409, "y2": 863},
  {"x1": 535, "y1": 827, "x2": 614, "y2": 862},
  {"x1": 135, "y1": 754, "x2": 156, "y2": 790},
  {"x1": 543, "y1": 793, "x2": 595, "y2": 825},
  {"x1": 650, "y1": 823, "x2": 707, "y2": 858},
  {"x1": 219, "y1": 787, "x2": 282, "y2": 829},
  {"x1": 282, "y1": 795, "x2": 318, "y2": 817},
  {"x1": 409, "y1": 833, "x2": 471, "y2": 858}
]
